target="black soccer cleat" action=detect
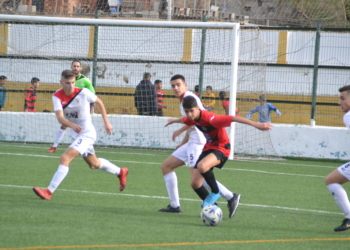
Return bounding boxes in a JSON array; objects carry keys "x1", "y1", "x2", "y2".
[
  {"x1": 334, "y1": 218, "x2": 350, "y2": 232},
  {"x1": 158, "y1": 205, "x2": 182, "y2": 213},
  {"x1": 227, "y1": 193, "x2": 241, "y2": 219}
]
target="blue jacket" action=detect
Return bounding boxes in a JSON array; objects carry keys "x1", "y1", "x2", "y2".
[{"x1": 246, "y1": 103, "x2": 281, "y2": 123}]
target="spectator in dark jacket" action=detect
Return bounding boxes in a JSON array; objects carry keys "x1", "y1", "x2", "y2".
[{"x1": 134, "y1": 72, "x2": 158, "y2": 116}]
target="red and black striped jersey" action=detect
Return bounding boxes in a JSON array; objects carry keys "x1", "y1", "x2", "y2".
[
  {"x1": 24, "y1": 87, "x2": 37, "y2": 112},
  {"x1": 156, "y1": 90, "x2": 164, "y2": 109},
  {"x1": 183, "y1": 110, "x2": 234, "y2": 157}
]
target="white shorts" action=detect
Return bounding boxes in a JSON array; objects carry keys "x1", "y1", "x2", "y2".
[
  {"x1": 172, "y1": 142, "x2": 204, "y2": 167},
  {"x1": 338, "y1": 162, "x2": 350, "y2": 180},
  {"x1": 69, "y1": 135, "x2": 96, "y2": 158}
]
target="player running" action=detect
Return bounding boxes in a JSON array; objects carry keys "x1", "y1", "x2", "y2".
[
  {"x1": 158, "y1": 74, "x2": 241, "y2": 219},
  {"x1": 33, "y1": 69, "x2": 128, "y2": 200},
  {"x1": 47, "y1": 60, "x2": 95, "y2": 153},
  {"x1": 165, "y1": 95, "x2": 272, "y2": 208},
  {"x1": 326, "y1": 85, "x2": 350, "y2": 232}
]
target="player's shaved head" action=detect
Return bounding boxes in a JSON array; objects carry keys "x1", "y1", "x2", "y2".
[
  {"x1": 171, "y1": 74, "x2": 185, "y2": 82},
  {"x1": 339, "y1": 85, "x2": 350, "y2": 95},
  {"x1": 71, "y1": 60, "x2": 81, "y2": 66},
  {"x1": 61, "y1": 70, "x2": 75, "y2": 79}
]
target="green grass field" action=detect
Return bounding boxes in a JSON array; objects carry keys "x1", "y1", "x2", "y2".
[{"x1": 1, "y1": 142, "x2": 350, "y2": 250}]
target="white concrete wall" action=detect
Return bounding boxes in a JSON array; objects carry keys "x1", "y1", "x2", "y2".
[{"x1": 1, "y1": 112, "x2": 349, "y2": 160}]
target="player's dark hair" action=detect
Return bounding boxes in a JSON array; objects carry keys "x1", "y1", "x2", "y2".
[
  {"x1": 143, "y1": 72, "x2": 151, "y2": 80},
  {"x1": 339, "y1": 85, "x2": 350, "y2": 93},
  {"x1": 61, "y1": 70, "x2": 75, "y2": 79},
  {"x1": 206, "y1": 85, "x2": 212, "y2": 91},
  {"x1": 71, "y1": 60, "x2": 81, "y2": 66},
  {"x1": 154, "y1": 79, "x2": 162, "y2": 85},
  {"x1": 0, "y1": 75, "x2": 7, "y2": 80},
  {"x1": 219, "y1": 91, "x2": 226, "y2": 100},
  {"x1": 259, "y1": 94, "x2": 266, "y2": 103},
  {"x1": 194, "y1": 85, "x2": 199, "y2": 92},
  {"x1": 31, "y1": 77, "x2": 40, "y2": 84},
  {"x1": 170, "y1": 74, "x2": 185, "y2": 82},
  {"x1": 182, "y1": 96, "x2": 198, "y2": 109}
]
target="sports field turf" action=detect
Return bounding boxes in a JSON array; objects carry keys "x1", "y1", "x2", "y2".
[{"x1": 1, "y1": 142, "x2": 350, "y2": 250}]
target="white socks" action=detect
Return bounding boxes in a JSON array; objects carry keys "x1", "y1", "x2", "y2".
[
  {"x1": 202, "y1": 180, "x2": 234, "y2": 200},
  {"x1": 48, "y1": 165, "x2": 69, "y2": 193},
  {"x1": 98, "y1": 158, "x2": 120, "y2": 175},
  {"x1": 53, "y1": 128, "x2": 66, "y2": 147},
  {"x1": 164, "y1": 172, "x2": 180, "y2": 208},
  {"x1": 327, "y1": 183, "x2": 350, "y2": 218}
]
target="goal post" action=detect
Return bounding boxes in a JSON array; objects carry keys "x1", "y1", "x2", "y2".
[{"x1": 0, "y1": 15, "x2": 278, "y2": 159}]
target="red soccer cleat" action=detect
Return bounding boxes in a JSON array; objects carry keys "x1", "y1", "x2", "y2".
[
  {"x1": 47, "y1": 147, "x2": 56, "y2": 153},
  {"x1": 118, "y1": 168, "x2": 129, "y2": 191},
  {"x1": 33, "y1": 187, "x2": 52, "y2": 200}
]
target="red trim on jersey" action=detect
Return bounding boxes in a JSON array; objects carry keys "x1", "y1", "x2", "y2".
[
  {"x1": 183, "y1": 110, "x2": 234, "y2": 157},
  {"x1": 221, "y1": 100, "x2": 240, "y2": 116},
  {"x1": 54, "y1": 87, "x2": 83, "y2": 109},
  {"x1": 179, "y1": 93, "x2": 185, "y2": 102},
  {"x1": 156, "y1": 90, "x2": 164, "y2": 109}
]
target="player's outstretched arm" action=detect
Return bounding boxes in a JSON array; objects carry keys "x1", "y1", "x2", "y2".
[
  {"x1": 232, "y1": 115, "x2": 272, "y2": 131},
  {"x1": 55, "y1": 110, "x2": 83, "y2": 134},
  {"x1": 172, "y1": 125, "x2": 190, "y2": 141},
  {"x1": 165, "y1": 118, "x2": 183, "y2": 127},
  {"x1": 95, "y1": 98, "x2": 113, "y2": 135}
]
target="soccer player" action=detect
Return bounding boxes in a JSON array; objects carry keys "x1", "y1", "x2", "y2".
[
  {"x1": 325, "y1": 85, "x2": 350, "y2": 232},
  {"x1": 165, "y1": 95, "x2": 272, "y2": 208},
  {"x1": 33, "y1": 70, "x2": 128, "y2": 200},
  {"x1": 158, "y1": 74, "x2": 241, "y2": 219},
  {"x1": 155, "y1": 79, "x2": 168, "y2": 116},
  {"x1": 24, "y1": 77, "x2": 40, "y2": 112},
  {"x1": 48, "y1": 60, "x2": 95, "y2": 153},
  {"x1": 246, "y1": 94, "x2": 281, "y2": 123}
]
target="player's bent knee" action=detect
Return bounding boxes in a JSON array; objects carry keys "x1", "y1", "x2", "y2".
[
  {"x1": 190, "y1": 180, "x2": 201, "y2": 189},
  {"x1": 89, "y1": 163, "x2": 100, "y2": 169}
]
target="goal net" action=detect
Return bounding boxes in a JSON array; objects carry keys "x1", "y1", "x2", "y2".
[{"x1": 0, "y1": 15, "x2": 277, "y2": 158}]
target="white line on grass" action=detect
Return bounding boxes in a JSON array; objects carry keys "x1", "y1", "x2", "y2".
[
  {"x1": 0, "y1": 183, "x2": 342, "y2": 216},
  {"x1": 0, "y1": 152, "x2": 326, "y2": 178},
  {"x1": 0, "y1": 143, "x2": 339, "y2": 168}
]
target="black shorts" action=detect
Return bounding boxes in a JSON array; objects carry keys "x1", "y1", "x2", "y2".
[{"x1": 194, "y1": 149, "x2": 228, "y2": 169}]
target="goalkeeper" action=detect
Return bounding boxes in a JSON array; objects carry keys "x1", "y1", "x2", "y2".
[{"x1": 47, "y1": 60, "x2": 95, "y2": 153}]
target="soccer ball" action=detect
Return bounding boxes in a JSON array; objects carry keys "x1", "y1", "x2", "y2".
[{"x1": 200, "y1": 205, "x2": 223, "y2": 226}]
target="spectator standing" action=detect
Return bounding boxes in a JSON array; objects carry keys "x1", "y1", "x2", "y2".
[
  {"x1": 246, "y1": 94, "x2": 281, "y2": 123},
  {"x1": 134, "y1": 72, "x2": 158, "y2": 116},
  {"x1": 194, "y1": 85, "x2": 199, "y2": 97},
  {"x1": 155, "y1": 79, "x2": 168, "y2": 116},
  {"x1": 0, "y1": 75, "x2": 7, "y2": 111},
  {"x1": 24, "y1": 77, "x2": 40, "y2": 112},
  {"x1": 202, "y1": 85, "x2": 215, "y2": 111},
  {"x1": 219, "y1": 91, "x2": 240, "y2": 116}
]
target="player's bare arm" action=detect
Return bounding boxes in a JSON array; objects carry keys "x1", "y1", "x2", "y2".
[
  {"x1": 172, "y1": 124, "x2": 190, "y2": 141},
  {"x1": 55, "y1": 110, "x2": 83, "y2": 134},
  {"x1": 94, "y1": 98, "x2": 113, "y2": 135},
  {"x1": 232, "y1": 116, "x2": 272, "y2": 131},
  {"x1": 165, "y1": 118, "x2": 183, "y2": 127}
]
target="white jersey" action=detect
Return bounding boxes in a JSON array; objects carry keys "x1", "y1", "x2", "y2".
[
  {"x1": 53, "y1": 88, "x2": 97, "y2": 139},
  {"x1": 344, "y1": 111, "x2": 350, "y2": 130},
  {"x1": 180, "y1": 91, "x2": 206, "y2": 144}
]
